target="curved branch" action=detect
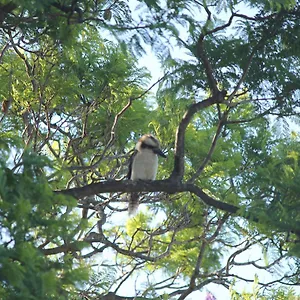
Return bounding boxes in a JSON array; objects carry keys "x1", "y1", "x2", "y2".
[
  {"x1": 171, "y1": 93, "x2": 226, "y2": 180},
  {"x1": 56, "y1": 178, "x2": 239, "y2": 213}
]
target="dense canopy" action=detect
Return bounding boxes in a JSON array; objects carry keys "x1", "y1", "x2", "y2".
[{"x1": 0, "y1": 0, "x2": 300, "y2": 299}]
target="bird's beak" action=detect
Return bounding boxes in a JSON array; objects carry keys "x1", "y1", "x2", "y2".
[{"x1": 154, "y1": 148, "x2": 167, "y2": 158}]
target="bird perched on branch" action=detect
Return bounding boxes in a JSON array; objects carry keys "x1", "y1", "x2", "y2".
[{"x1": 127, "y1": 134, "x2": 166, "y2": 215}]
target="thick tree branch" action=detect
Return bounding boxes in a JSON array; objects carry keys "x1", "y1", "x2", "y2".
[{"x1": 56, "y1": 178, "x2": 239, "y2": 213}]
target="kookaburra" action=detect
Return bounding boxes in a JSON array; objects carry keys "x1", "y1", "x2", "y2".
[{"x1": 127, "y1": 134, "x2": 166, "y2": 215}]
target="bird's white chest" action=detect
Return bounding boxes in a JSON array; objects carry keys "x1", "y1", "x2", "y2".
[{"x1": 131, "y1": 150, "x2": 158, "y2": 180}]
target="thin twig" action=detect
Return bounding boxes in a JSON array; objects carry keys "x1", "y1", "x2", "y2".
[
  {"x1": 85, "y1": 73, "x2": 170, "y2": 170},
  {"x1": 188, "y1": 110, "x2": 229, "y2": 183}
]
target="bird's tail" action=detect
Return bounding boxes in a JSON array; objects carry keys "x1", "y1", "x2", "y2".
[{"x1": 128, "y1": 192, "x2": 139, "y2": 215}]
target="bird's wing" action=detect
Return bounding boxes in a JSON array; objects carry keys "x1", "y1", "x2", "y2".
[{"x1": 127, "y1": 149, "x2": 138, "y2": 179}]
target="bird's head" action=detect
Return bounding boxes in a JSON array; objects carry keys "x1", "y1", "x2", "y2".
[{"x1": 136, "y1": 134, "x2": 166, "y2": 158}]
